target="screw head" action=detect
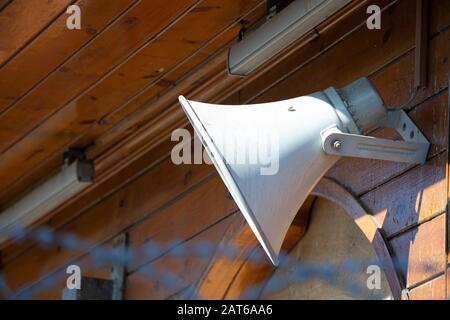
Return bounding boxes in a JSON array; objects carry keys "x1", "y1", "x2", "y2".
[{"x1": 332, "y1": 140, "x2": 342, "y2": 151}]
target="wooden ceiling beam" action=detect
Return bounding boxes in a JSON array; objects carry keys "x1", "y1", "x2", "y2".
[
  {"x1": 0, "y1": 0, "x2": 403, "y2": 225},
  {"x1": 0, "y1": 0, "x2": 266, "y2": 208},
  {"x1": 0, "y1": 0, "x2": 74, "y2": 66},
  {"x1": 88, "y1": 0, "x2": 373, "y2": 181},
  {"x1": 0, "y1": 0, "x2": 137, "y2": 113},
  {"x1": 0, "y1": 0, "x2": 198, "y2": 155}
]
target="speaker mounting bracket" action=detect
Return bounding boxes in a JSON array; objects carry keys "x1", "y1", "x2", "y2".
[{"x1": 321, "y1": 109, "x2": 429, "y2": 164}]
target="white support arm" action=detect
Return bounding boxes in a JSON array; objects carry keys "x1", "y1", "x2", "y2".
[{"x1": 321, "y1": 110, "x2": 430, "y2": 164}]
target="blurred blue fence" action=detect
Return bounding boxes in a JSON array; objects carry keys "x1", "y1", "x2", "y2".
[{"x1": 0, "y1": 225, "x2": 417, "y2": 300}]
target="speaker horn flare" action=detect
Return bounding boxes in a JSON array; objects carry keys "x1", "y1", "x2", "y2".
[{"x1": 178, "y1": 77, "x2": 429, "y2": 265}]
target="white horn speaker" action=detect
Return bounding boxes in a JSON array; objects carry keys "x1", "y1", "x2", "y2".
[{"x1": 178, "y1": 77, "x2": 429, "y2": 265}]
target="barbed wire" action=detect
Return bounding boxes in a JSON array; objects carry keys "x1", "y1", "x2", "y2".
[{"x1": 0, "y1": 224, "x2": 433, "y2": 300}]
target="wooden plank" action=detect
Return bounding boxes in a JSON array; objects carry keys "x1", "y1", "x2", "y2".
[
  {"x1": 406, "y1": 274, "x2": 446, "y2": 300},
  {"x1": 81, "y1": 0, "x2": 433, "y2": 196},
  {"x1": 238, "y1": 0, "x2": 394, "y2": 104},
  {"x1": 0, "y1": 0, "x2": 262, "y2": 198},
  {"x1": 259, "y1": 198, "x2": 395, "y2": 300},
  {"x1": 312, "y1": 178, "x2": 403, "y2": 300},
  {"x1": 126, "y1": 176, "x2": 238, "y2": 273},
  {"x1": 0, "y1": 0, "x2": 358, "y2": 206},
  {"x1": 125, "y1": 214, "x2": 235, "y2": 300},
  {"x1": 330, "y1": 8, "x2": 450, "y2": 196},
  {"x1": 256, "y1": 1, "x2": 408, "y2": 103},
  {"x1": 77, "y1": 2, "x2": 266, "y2": 148},
  {"x1": 1, "y1": 0, "x2": 448, "y2": 298},
  {"x1": 48, "y1": 0, "x2": 265, "y2": 154},
  {"x1": 82, "y1": 0, "x2": 445, "y2": 216},
  {"x1": 94, "y1": 2, "x2": 450, "y2": 202},
  {"x1": 0, "y1": 0, "x2": 196, "y2": 153},
  {"x1": 8, "y1": 172, "x2": 242, "y2": 298},
  {"x1": 429, "y1": 0, "x2": 450, "y2": 37},
  {"x1": 360, "y1": 153, "x2": 447, "y2": 237},
  {"x1": 85, "y1": 53, "x2": 230, "y2": 173},
  {"x1": 0, "y1": 136, "x2": 176, "y2": 264},
  {"x1": 46, "y1": 0, "x2": 261, "y2": 139},
  {"x1": 1, "y1": 0, "x2": 445, "y2": 220},
  {"x1": 327, "y1": 91, "x2": 449, "y2": 196},
  {"x1": 0, "y1": 1, "x2": 12, "y2": 12},
  {"x1": 194, "y1": 197, "x2": 313, "y2": 300},
  {"x1": 0, "y1": 123, "x2": 184, "y2": 223},
  {"x1": 0, "y1": 0, "x2": 73, "y2": 65},
  {"x1": 1, "y1": 159, "x2": 214, "y2": 292},
  {"x1": 0, "y1": 0, "x2": 136, "y2": 112},
  {"x1": 194, "y1": 215, "x2": 259, "y2": 299},
  {"x1": 242, "y1": 0, "x2": 449, "y2": 105},
  {"x1": 21, "y1": 176, "x2": 236, "y2": 299},
  {"x1": 91, "y1": 1, "x2": 446, "y2": 219},
  {"x1": 241, "y1": 0, "x2": 450, "y2": 105},
  {"x1": 371, "y1": 28, "x2": 450, "y2": 110},
  {"x1": 389, "y1": 214, "x2": 446, "y2": 288},
  {"x1": 1, "y1": 0, "x2": 445, "y2": 208},
  {"x1": 222, "y1": 198, "x2": 313, "y2": 299}
]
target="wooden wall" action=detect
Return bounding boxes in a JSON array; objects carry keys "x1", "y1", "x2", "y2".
[{"x1": 0, "y1": 0, "x2": 449, "y2": 299}]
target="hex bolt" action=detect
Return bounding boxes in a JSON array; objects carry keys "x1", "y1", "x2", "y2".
[{"x1": 332, "y1": 140, "x2": 342, "y2": 151}]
